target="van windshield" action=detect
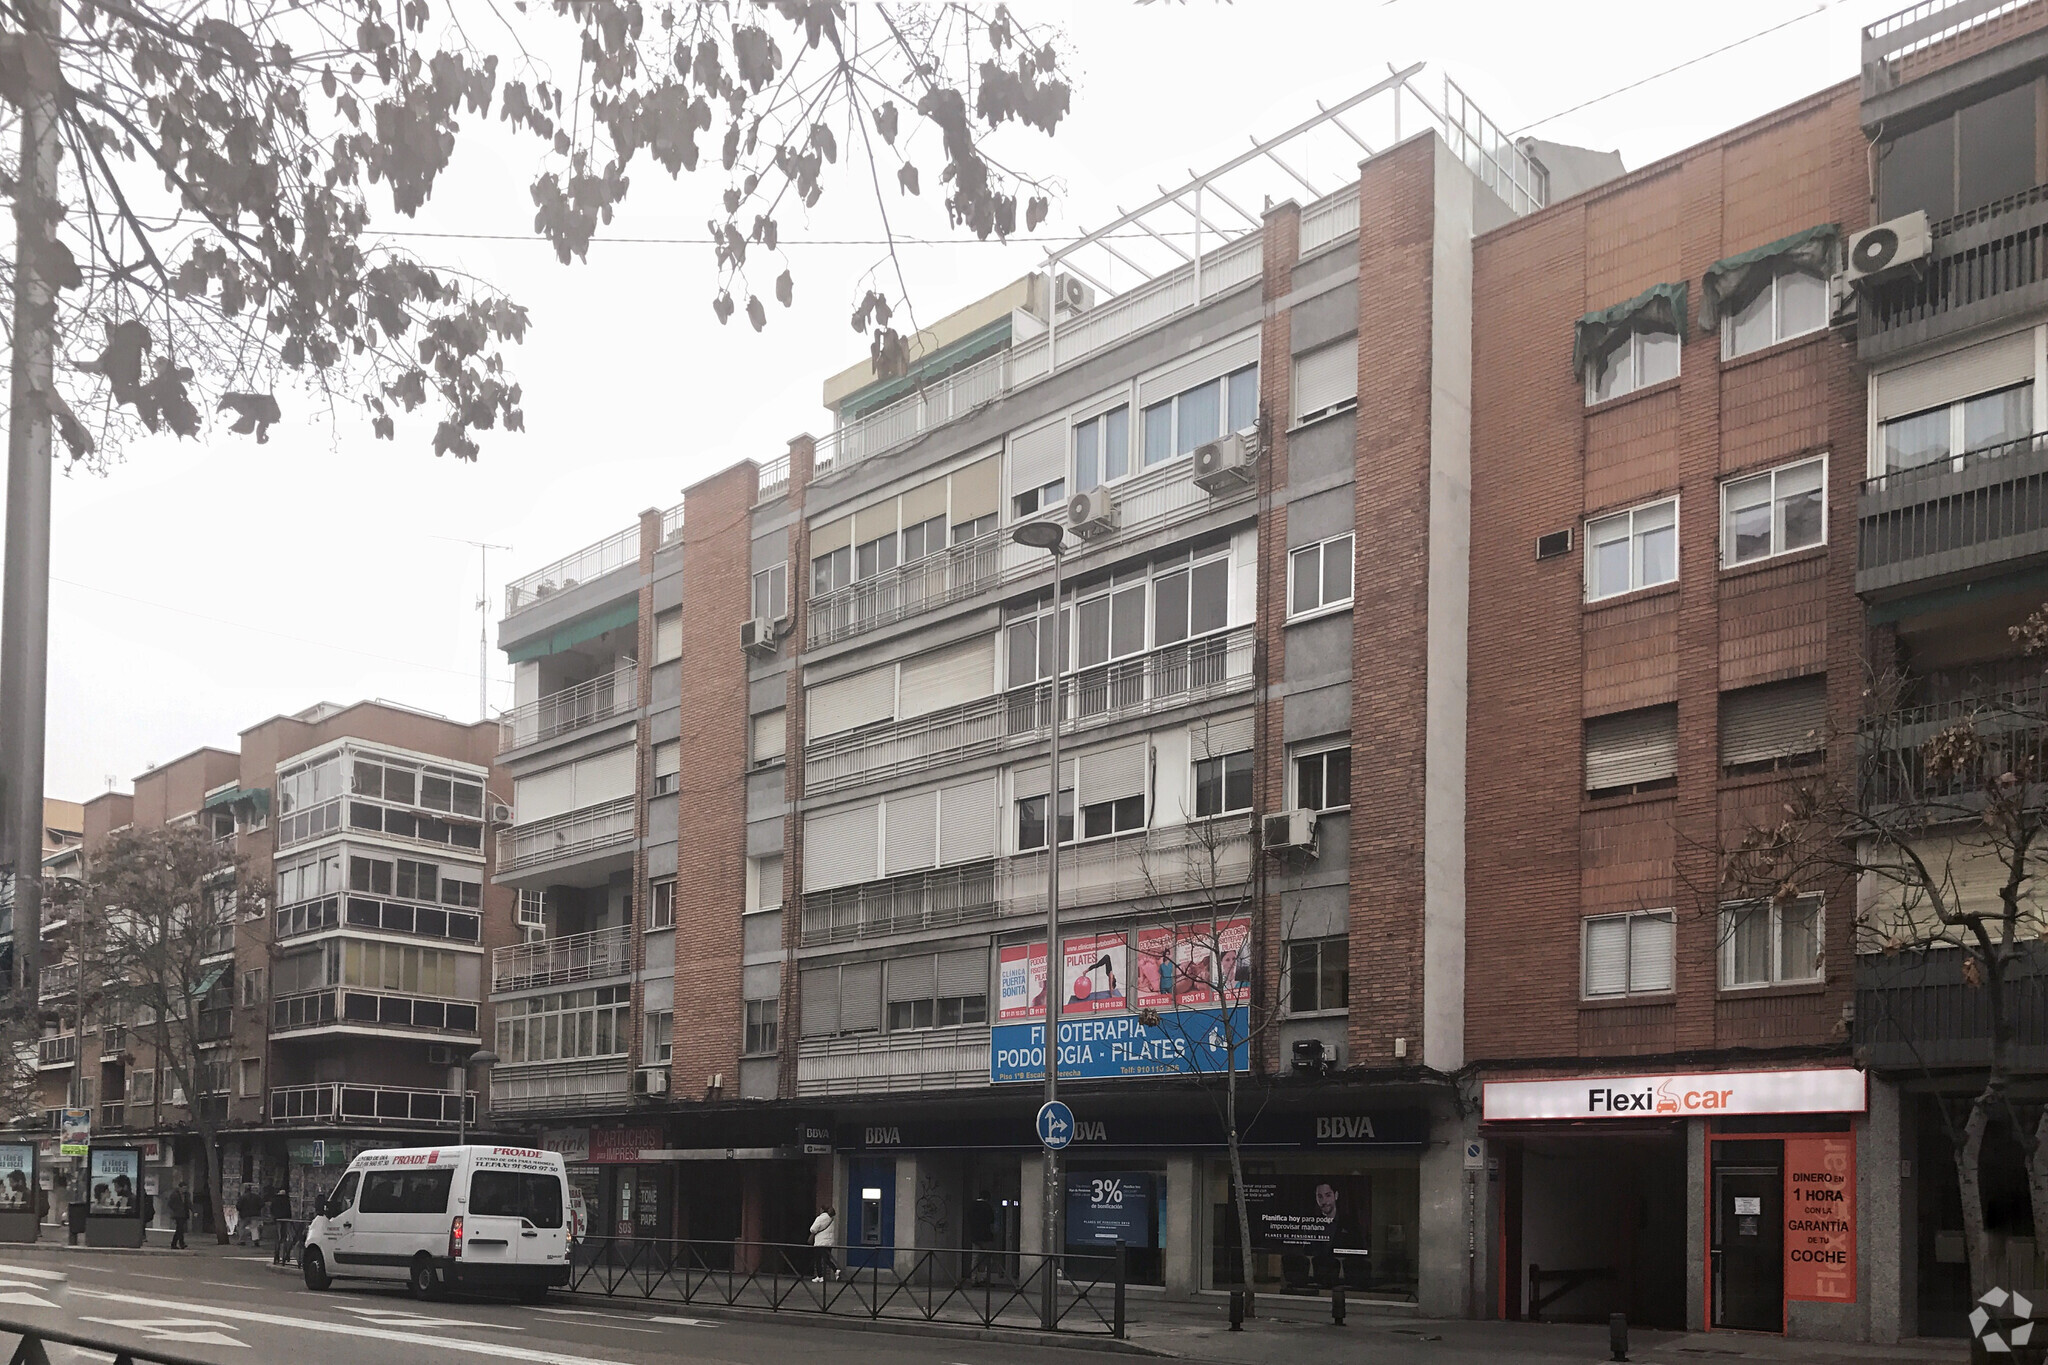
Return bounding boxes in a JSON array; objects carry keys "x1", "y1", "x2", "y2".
[{"x1": 468, "y1": 1171, "x2": 564, "y2": 1228}]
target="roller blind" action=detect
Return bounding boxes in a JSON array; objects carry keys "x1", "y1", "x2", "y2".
[
  {"x1": 800, "y1": 968, "x2": 839, "y2": 1036},
  {"x1": 1875, "y1": 329, "x2": 2035, "y2": 419},
  {"x1": 939, "y1": 776, "x2": 998, "y2": 865},
  {"x1": 1293, "y1": 337, "x2": 1358, "y2": 423},
  {"x1": 937, "y1": 948, "x2": 987, "y2": 998},
  {"x1": 899, "y1": 479, "x2": 948, "y2": 525},
  {"x1": 513, "y1": 766, "x2": 577, "y2": 823},
  {"x1": 1630, "y1": 915, "x2": 1674, "y2": 993},
  {"x1": 803, "y1": 803, "x2": 878, "y2": 891},
  {"x1": 1720, "y1": 676, "x2": 1827, "y2": 769},
  {"x1": 653, "y1": 740, "x2": 680, "y2": 778},
  {"x1": 853, "y1": 501, "x2": 898, "y2": 545},
  {"x1": 1140, "y1": 333, "x2": 1260, "y2": 410},
  {"x1": 950, "y1": 457, "x2": 1001, "y2": 522},
  {"x1": 751, "y1": 529, "x2": 788, "y2": 576},
  {"x1": 1013, "y1": 758, "x2": 1076, "y2": 800},
  {"x1": 578, "y1": 748, "x2": 637, "y2": 803},
  {"x1": 742, "y1": 962, "x2": 780, "y2": 999},
  {"x1": 1584, "y1": 706, "x2": 1679, "y2": 793},
  {"x1": 1583, "y1": 918, "x2": 1629, "y2": 996},
  {"x1": 654, "y1": 610, "x2": 683, "y2": 664},
  {"x1": 1192, "y1": 713, "x2": 1254, "y2": 759},
  {"x1": 752, "y1": 709, "x2": 786, "y2": 763},
  {"x1": 1009, "y1": 420, "x2": 1067, "y2": 495},
  {"x1": 1080, "y1": 742, "x2": 1149, "y2": 803},
  {"x1": 899, "y1": 635, "x2": 996, "y2": 717},
  {"x1": 887, "y1": 954, "x2": 936, "y2": 1002},
  {"x1": 811, "y1": 516, "x2": 853, "y2": 556},
  {"x1": 807, "y1": 666, "x2": 896, "y2": 738},
  {"x1": 885, "y1": 789, "x2": 940, "y2": 874},
  {"x1": 839, "y1": 962, "x2": 882, "y2": 1032}
]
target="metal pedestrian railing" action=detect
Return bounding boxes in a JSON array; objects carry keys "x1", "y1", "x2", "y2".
[
  {"x1": 561, "y1": 1235, "x2": 1127, "y2": 1337},
  {"x1": 0, "y1": 1313, "x2": 232, "y2": 1365}
]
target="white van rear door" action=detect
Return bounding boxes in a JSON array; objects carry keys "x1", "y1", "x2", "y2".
[{"x1": 464, "y1": 1154, "x2": 567, "y2": 1267}]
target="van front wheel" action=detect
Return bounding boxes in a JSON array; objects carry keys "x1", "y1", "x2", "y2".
[
  {"x1": 408, "y1": 1256, "x2": 439, "y2": 1300},
  {"x1": 302, "y1": 1248, "x2": 330, "y2": 1292}
]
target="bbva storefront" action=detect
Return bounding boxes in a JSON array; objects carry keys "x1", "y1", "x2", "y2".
[{"x1": 1481, "y1": 1065, "x2": 1901, "y2": 1340}]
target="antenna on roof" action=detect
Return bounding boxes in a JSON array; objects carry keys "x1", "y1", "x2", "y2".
[{"x1": 430, "y1": 536, "x2": 514, "y2": 723}]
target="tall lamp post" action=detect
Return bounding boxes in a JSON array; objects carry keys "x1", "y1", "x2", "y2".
[
  {"x1": 1011, "y1": 519, "x2": 1066, "y2": 1330},
  {"x1": 454, "y1": 1049, "x2": 498, "y2": 1146}
]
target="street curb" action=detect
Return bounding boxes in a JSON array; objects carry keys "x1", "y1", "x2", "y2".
[{"x1": 262, "y1": 1261, "x2": 1170, "y2": 1355}]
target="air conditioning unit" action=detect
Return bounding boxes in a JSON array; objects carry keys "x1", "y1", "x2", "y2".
[
  {"x1": 1192, "y1": 432, "x2": 1254, "y2": 494},
  {"x1": 741, "y1": 616, "x2": 779, "y2": 657},
  {"x1": 1055, "y1": 274, "x2": 1095, "y2": 315},
  {"x1": 426, "y1": 1044, "x2": 457, "y2": 1067},
  {"x1": 489, "y1": 802, "x2": 514, "y2": 825},
  {"x1": 634, "y1": 1066, "x2": 670, "y2": 1096},
  {"x1": 1844, "y1": 211, "x2": 1931, "y2": 285},
  {"x1": 1066, "y1": 486, "x2": 1118, "y2": 538},
  {"x1": 1262, "y1": 808, "x2": 1318, "y2": 853}
]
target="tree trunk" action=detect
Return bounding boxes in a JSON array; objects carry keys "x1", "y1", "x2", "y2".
[
  {"x1": 1225, "y1": 1062, "x2": 1257, "y2": 1318},
  {"x1": 201, "y1": 1116, "x2": 228, "y2": 1246},
  {"x1": 1959, "y1": 1093, "x2": 1995, "y2": 1300}
]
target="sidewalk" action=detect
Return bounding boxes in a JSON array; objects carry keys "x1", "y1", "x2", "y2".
[
  {"x1": 1118, "y1": 1298, "x2": 1970, "y2": 1365},
  {"x1": 2, "y1": 1228, "x2": 276, "y2": 1258}
]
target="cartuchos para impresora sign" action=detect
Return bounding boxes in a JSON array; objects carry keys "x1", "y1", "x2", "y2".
[{"x1": 1481, "y1": 1068, "x2": 1866, "y2": 1122}]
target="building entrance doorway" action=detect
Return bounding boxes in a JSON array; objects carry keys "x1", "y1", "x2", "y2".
[{"x1": 1711, "y1": 1141, "x2": 1783, "y2": 1332}]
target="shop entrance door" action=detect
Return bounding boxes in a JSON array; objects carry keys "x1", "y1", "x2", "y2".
[
  {"x1": 1712, "y1": 1146, "x2": 1783, "y2": 1332},
  {"x1": 846, "y1": 1158, "x2": 894, "y2": 1269}
]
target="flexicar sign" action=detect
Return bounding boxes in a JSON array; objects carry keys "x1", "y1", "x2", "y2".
[{"x1": 1482, "y1": 1068, "x2": 1866, "y2": 1122}]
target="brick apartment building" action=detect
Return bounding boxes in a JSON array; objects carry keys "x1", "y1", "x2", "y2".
[{"x1": 31, "y1": 701, "x2": 514, "y2": 1230}]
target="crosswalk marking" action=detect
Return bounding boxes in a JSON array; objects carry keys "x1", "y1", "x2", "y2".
[{"x1": 77, "y1": 1315, "x2": 248, "y2": 1349}]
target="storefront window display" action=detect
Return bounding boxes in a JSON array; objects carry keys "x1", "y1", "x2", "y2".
[
  {"x1": 1064, "y1": 1161, "x2": 1167, "y2": 1286},
  {"x1": 1207, "y1": 1154, "x2": 1419, "y2": 1298}
]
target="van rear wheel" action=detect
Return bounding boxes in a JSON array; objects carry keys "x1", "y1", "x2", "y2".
[
  {"x1": 302, "y1": 1248, "x2": 330, "y2": 1292},
  {"x1": 408, "y1": 1255, "x2": 439, "y2": 1300}
]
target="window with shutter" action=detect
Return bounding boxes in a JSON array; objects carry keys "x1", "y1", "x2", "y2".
[
  {"x1": 936, "y1": 949, "x2": 987, "y2": 999},
  {"x1": 1008, "y1": 420, "x2": 1068, "y2": 501},
  {"x1": 652, "y1": 741, "x2": 680, "y2": 796},
  {"x1": 898, "y1": 635, "x2": 996, "y2": 718},
  {"x1": 802, "y1": 804, "x2": 878, "y2": 891},
  {"x1": 1584, "y1": 706, "x2": 1679, "y2": 795},
  {"x1": 654, "y1": 610, "x2": 683, "y2": 664},
  {"x1": 800, "y1": 968, "x2": 840, "y2": 1037},
  {"x1": 1719, "y1": 677, "x2": 1827, "y2": 773},
  {"x1": 939, "y1": 777, "x2": 998, "y2": 865},
  {"x1": 884, "y1": 790, "x2": 940, "y2": 874},
  {"x1": 948, "y1": 456, "x2": 1002, "y2": 527},
  {"x1": 1582, "y1": 911, "x2": 1673, "y2": 997},
  {"x1": 752, "y1": 709, "x2": 786, "y2": 765},
  {"x1": 839, "y1": 962, "x2": 882, "y2": 1033},
  {"x1": 807, "y1": 666, "x2": 896, "y2": 739},
  {"x1": 1079, "y1": 743, "x2": 1149, "y2": 804},
  {"x1": 887, "y1": 954, "x2": 936, "y2": 1003},
  {"x1": 1293, "y1": 337, "x2": 1358, "y2": 424},
  {"x1": 1192, "y1": 714, "x2": 1254, "y2": 761},
  {"x1": 1139, "y1": 334, "x2": 1261, "y2": 411}
]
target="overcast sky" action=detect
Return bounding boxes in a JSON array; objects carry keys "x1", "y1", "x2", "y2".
[{"x1": 21, "y1": 0, "x2": 1905, "y2": 798}]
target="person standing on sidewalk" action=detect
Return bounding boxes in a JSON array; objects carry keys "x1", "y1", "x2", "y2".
[
  {"x1": 167, "y1": 1182, "x2": 190, "y2": 1250},
  {"x1": 235, "y1": 1184, "x2": 262, "y2": 1247},
  {"x1": 268, "y1": 1186, "x2": 297, "y2": 1259},
  {"x1": 809, "y1": 1203, "x2": 838, "y2": 1282}
]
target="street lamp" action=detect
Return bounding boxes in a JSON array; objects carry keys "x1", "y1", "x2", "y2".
[
  {"x1": 1011, "y1": 519, "x2": 1065, "y2": 1330},
  {"x1": 454, "y1": 1049, "x2": 498, "y2": 1146}
]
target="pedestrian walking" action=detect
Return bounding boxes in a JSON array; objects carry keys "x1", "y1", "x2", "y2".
[
  {"x1": 235, "y1": 1184, "x2": 262, "y2": 1247},
  {"x1": 167, "y1": 1182, "x2": 190, "y2": 1250},
  {"x1": 269, "y1": 1186, "x2": 300, "y2": 1260},
  {"x1": 809, "y1": 1203, "x2": 838, "y2": 1282}
]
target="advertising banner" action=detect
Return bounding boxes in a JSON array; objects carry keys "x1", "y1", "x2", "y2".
[
  {"x1": 587, "y1": 1127, "x2": 663, "y2": 1164},
  {"x1": 1240, "y1": 1173, "x2": 1371, "y2": 1253},
  {"x1": 87, "y1": 1148, "x2": 141, "y2": 1214},
  {"x1": 59, "y1": 1109, "x2": 89, "y2": 1158},
  {"x1": 1784, "y1": 1134, "x2": 1856, "y2": 1303},
  {"x1": 991, "y1": 1005, "x2": 1248, "y2": 1082},
  {"x1": 0, "y1": 1145, "x2": 33, "y2": 1210},
  {"x1": 1062, "y1": 933, "x2": 1129, "y2": 1015},
  {"x1": 1134, "y1": 918, "x2": 1252, "y2": 1010},
  {"x1": 541, "y1": 1127, "x2": 592, "y2": 1163},
  {"x1": 1066, "y1": 1172, "x2": 1155, "y2": 1248},
  {"x1": 997, "y1": 943, "x2": 1048, "y2": 1022},
  {"x1": 1482, "y1": 1068, "x2": 1867, "y2": 1121}
]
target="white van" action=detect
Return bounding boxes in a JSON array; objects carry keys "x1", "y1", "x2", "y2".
[{"x1": 301, "y1": 1145, "x2": 571, "y2": 1302}]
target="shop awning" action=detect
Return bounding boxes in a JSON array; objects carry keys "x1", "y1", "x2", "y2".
[
  {"x1": 1572, "y1": 281, "x2": 1689, "y2": 380},
  {"x1": 506, "y1": 601, "x2": 638, "y2": 664},
  {"x1": 1699, "y1": 223, "x2": 1839, "y2": 329}
]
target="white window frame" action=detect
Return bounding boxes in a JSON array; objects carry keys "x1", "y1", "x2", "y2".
[
  {"x1": 1879, "y1": 381, "x2": 2037, "y2": 476},
  {"x1": 647, "y1": 877, "x2": 676, "y2": 932},
  {"x1": 1585, "y1": 496, "x2": 1679, "y2": 602},
  {"x1": 1720, "y1": 264, "x2": 1829, "y2": 359},
  {"x1": 646, "y1": 1009, "x2": 673, "y2": 1064},
  {"x1": 1291, "y1": 741, "x2": 1352, "y2": 813},
  {"x1": 1585, "y1": 324, "x2": 1681, "y2": 405},
  {"x1": 1719, "y1": 894, "x2": 1825, "y2": 991},
  {"x1": 1287, "y1": 533, "x2": 1355, "y2": 620},
  {"x1": 1192, "y1": 750, "x2": 1254, "y2": 818},
  {"x1": 751, "y1": 565, "x2": 787, "y2": 622},
  {"x1": 1581, "y1": 910, "x2": 1675, "y2": 999},
  {"x1": 238, "y1": 1057, "x2": 262, "y2": 1098},
  {"x1": 1072, "y1": 405, "x2": 1132, "y2": 494},
  {"x1": 1719, "y1": 455, "x2": 1827, "y2": 567},
  {"x1": 654, "y1": 609, "x2": 683, "y2": 665},
  {"x1": 743, "y1": 997, "x2": 778, "y2": 1055}
]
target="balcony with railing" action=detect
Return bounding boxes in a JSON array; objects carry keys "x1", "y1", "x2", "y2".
[
  {"x1": 496, "y1": 796, "x2": 637, "y2": 877},
  {"x1": 489, "y1": 1059, "x2": 632, "y2": 1114},
  {"x1": 37, "y1": 959, "x2": 76, "y2": 1004},
  {"x1": 1857, "y1": 433, "x2": 2048, "y2": 598},
  {"x1": 1862, "y1": 0, "x2": 2045, "y2": 100},
  {"x1": 799, "y1": 818, "x2": 1252, "y2": 949},
  {"x1": 491, "y1": 924, "x2": 633, "y2": 993},
  {"x1": 1856, "y1": 944, "x2": 2048, "y2": 1070},
  {"x1": 35, "y1": 1035, "x2": 76, "y2": 1069},
  {"x1": 1856, "y1": 185, "x2": 2048, "y2": 360},
  {"x1": 499, "y1": 662, "x2": 638, "y2": 754},
  {"x1": 270, "y1": 1082, "x2": 475, "y2": 1128},
  {"x1": 805, "y1": 625, "x2": 1254, "y2": 797},
  {"x1": 271, "y1": 988, "x2": 481, "y2": 1038},
  {"x1": 1861, "y1": 677, "x2": 2048, "y2": 806},
  {"x1": 503, "y1": 501, "x2": 682, "y2": 618}
]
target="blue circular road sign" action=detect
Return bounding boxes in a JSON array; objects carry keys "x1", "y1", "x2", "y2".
[{"x1": 1036, "y1": 1100, "x2": 1076, "y2": 1151}]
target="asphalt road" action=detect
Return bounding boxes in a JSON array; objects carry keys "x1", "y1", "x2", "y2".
[{"x1": 0, "y1": 1254, "x2": 1117, "y2": 1365}]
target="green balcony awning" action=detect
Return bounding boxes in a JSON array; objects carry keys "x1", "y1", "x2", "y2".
[
  {"x1": 191, "y1": 964, "x2": 228, "y2": 999},
  {"x1": 1700, "y1": 223, "x2": 1839, "y2": 329},
  {"x1": 202, "y1": 785, "x2": 270, "y2": 819},
  {"x1": 1572, "y1": 281, "x2": 1689, "y2": 380},
  {"x1": 507, "y1": 601, "x2": 639, "y2": 664}
]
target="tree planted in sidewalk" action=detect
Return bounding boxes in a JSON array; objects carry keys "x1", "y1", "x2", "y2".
[
  {"x1": 55, "y1": 822, "x2": 250, "y2": 1243},
  {"x1": 2, "y1": 0, "x2": 1072, "y2": 464}
]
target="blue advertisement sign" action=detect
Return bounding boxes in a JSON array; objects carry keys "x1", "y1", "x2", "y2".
[
  {"x1": 1067, "y1": 1171, "x2": 1155, "y2": 1248},
  {"x1": 990, "y1": 1006, "x2": 1249, "y2": 1083}
]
